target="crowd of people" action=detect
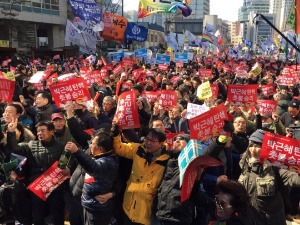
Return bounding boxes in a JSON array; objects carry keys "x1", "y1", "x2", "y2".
[{"x1": 0, "y1": 51, "x2": 300, "y2": 225}]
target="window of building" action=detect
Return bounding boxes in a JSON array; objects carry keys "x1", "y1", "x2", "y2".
[
  {"x1": 151, "y1": 34, "x2": 154, "y2": 42},
  {"x1": 154, "y1": 35, "x2": 157, "y2": 42}
]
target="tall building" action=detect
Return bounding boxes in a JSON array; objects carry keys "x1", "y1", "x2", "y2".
[
  {"x1": 279, "y1": 0, "x2": 293, "y2": 31},
  {"x1": 238, "y1": 0, "x2": 270, "y2": 21},
  {"x1": 189, "y1": 0, "x2": 210, "y2": 19},
  {"x1": 269, "y1": 0, "x2": 282, "y2": 29},
  {"x1": 0, "y1": 0, "x2": 67, "y2": 51}
]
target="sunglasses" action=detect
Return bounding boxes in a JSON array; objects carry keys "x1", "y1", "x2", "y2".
[{"x1": 214, "y1": 196, "x2": 233, "y2": 210}]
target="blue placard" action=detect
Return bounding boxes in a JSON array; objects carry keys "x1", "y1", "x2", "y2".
[
  {"x1": 174, "y1": 53, "x2": 188, "y2": 63},
  {"x1": 156, "y1": 54, "x2": 171, "y2": 65},
  {"x1": 113, "y1": 52, "x2": 125, "y2": 61},
  {"x1": 134, "y1": 48, "x2": 147, "y2": 58}
]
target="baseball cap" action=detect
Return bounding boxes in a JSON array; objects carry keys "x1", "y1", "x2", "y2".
[
  {"x1": 51, "y1": 112, "x2": 64, "y2": 121},
  {"x1": 288, "y1": 99, "x2": 300, "y2": 109}
]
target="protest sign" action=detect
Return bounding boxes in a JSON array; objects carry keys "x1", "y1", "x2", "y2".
[
  {"x1": 132, "y1": 68, "x2": 144, "y2": 81},
  {"x1": 158, "y1": 90, "x2": 177, "y2": 109},
  {"x1": 186, "y1": 103, "x2": 209, "y2": 119},
  {"x1": 158, "y1": 64, "x2": 169, "y2": 71},
  {"x1": 210, "y1": 83, "x2": 219, "y2": 99},
  {"x1": 261, "y1": 84, "x2": 275, "y2": 96},
  {"x1": 257, "y1": 100, "x2": 277, "y2": 115},
  {"x1": 166, "y1": 133, "x2": 183, "y2": 150},
  {"x1": 28, "y1": 161, "x2": 70, "y2": 201},
  {"x1": 100, "y1": 67, "x2": 109, "y2": 79},
  {"x1": 260, "y1": 132, "x2": 300, "y2": 173},
  {"x1": 189, "y1": 103, "x2": 228, "y2": 141},
  {"x1": 122, "y1": 58, "x2": 134, "y2": 68},
  {"x1": 197, "y1": 81, "x2": 212, "y2": 100},
  {"x1": 277, "y1": 76, "x2": 296, "y2": 86},
  {"x1": 227, "y1": 84, "x2": 258, "y2": 104},
  {"x1": 0, "y1": 78, "x2": 15, "y2": 102},
  {"x1": 178, "y1": 139, "x2": 223, "y2": 202},
  {"x1": 141, "y1": 91, "x2": 160, "y2": 105},
  {"x1": 198, "y1": 69, "x2": 212, "y2": 79},
  {"x1": 49, "y1": 77, "x2": 91, "y2": 108},
  {"x1": 82, "y1": 70, "x2": 103, "y2": 86},
  {"x1": 236, "y1": 70, "x2": 248, "y2": 78},
  {"x1": 112, "y1": 64, "x2": 123, "y2": 76},
  {"x1": 156, "y1": 54, "x2": 171, "y2": 65},
  {"x1": 113, "y1": 91, "x2": 140, "y2": 129},
  {"x1": 176, "y1": 62, "x2": 184, "y2": 68}
]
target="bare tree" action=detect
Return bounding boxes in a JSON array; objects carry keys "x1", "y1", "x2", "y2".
[{"x1": 96, "y1": 0, "x2": 122, "y2": 14}]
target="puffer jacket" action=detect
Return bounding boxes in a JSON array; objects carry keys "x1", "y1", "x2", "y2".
[
  {"x1": 113, "y1": 135, "x2": 169, "y2": 225},
  {"x1": 73, "y1": 149, "x2": 119, "y2": 211},
  {"x1": 156, "y1": 151, "x2": 195, "y2": 224},
  {"x1": 6, "y1": 132, "x2": 64, "y2": 183},
  {"x1": 238, "y1": 152, "x2": 300, "y2": 225}
]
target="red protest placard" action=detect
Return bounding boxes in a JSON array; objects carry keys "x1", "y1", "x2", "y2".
[
  {"x1": 166, "y1": 133, "x2": 183, "y2": 150},
  {"x1": 132, "y1": 68, "x2": 144, "y2": 81},
  {"x1": 210, "y1": 83, "x2": 219, "y2": 99},
  {"x1": 100, "y1": 67, "x2": 109, "y2": 79},
  {"x1": 158, "y1": 64, "x2": 169, "y2": 71},
  {"x1": 198, "y1": 69, "x2": 212, "y2": 78},
  {"x1": 141, "y1": 91, "x2": 160, "y2": 105},
  {"x1": 113, "y1": 90, "x2": 140, "y2": 129},
  {"x1": 260, "y1": 132, "x2": 300, "y2": 173},
  {"x1": 181, "y1": 156, "x2": 223, "y2": 202},
  {"x1": 101, "y1": 56, "x2": 107, "y2": 66},
  {"x1": 189, "y1": 103, "x2": 228, "y2": 141},
  {"x1": 236, "y1": 70, "x2": 248, "y2": 78},
  {"x1": 112, "y1": 64, "x2": 123, "y2": 76},
  {"x1": 261, "y1": 84, "x2": 275, "y2": 96},
  {"x1": 257, "y1": 100, "x2": 277, "y2": 115},
  {"x1": 170, "y1": 76, "x2": 181, "y2": 85},
  {"x1": 0, "y1": 78, "x2": 15, "y2": 102},
  {"x1": 176, "y1": 62, "x2": 183, "y2": 68},
  {"x1": 227, "y1": 84, "x2": 258, "y2": 104},
  {"x1": 277, "y1": 76, "x2": 296, "y2": 86},
  {"x1": 158, "y1": 90, "x2": 177, "y2": 109},
  {"x1": 82, "y1": 70, "x2": 103, "y2": 86},
  {"x1": 49, "y1": 77, "x2": 91, "y2": 108},
  {"x1": 122, "y1": 58, "x2": 134, "y2": 68},
  {"x1": 28, "y1": 161, "x2": 70, "y2": 201},
  {"x1": 121, "y1": 82, "x2": 132, "y2": 90}
]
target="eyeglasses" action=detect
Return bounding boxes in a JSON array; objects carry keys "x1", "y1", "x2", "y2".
[
  {"x1": 37, "y1": 129, "x2": 47, "y2": 133},
  {"x1": 174, "y1": 136, "x2": 188, "y2": 142},
  {"x1": 214, "y1": 196, "x2": 233, "y2": 210},
  {"x1": 102, "y1": 102, "x2": 112, "y2": 106},
  {"x1": 145, "y1": 137, "x2": 160, "y2": 143}
]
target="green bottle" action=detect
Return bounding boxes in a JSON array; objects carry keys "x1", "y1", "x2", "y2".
[{"x1": 58, "y1": 138, "x2": 74, "y2": 169}]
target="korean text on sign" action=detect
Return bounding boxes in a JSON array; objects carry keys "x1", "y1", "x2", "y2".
[
  {"x1": 260, "y1": 132, "x2": 300, "y2": 173},
  {"x1": 188, "y1": 103, "x2": 228, "y2": 141}
]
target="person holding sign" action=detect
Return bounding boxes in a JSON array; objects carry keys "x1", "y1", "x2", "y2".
[
  {"x1": 6, "y1": 119, "x2": 68, "y2": 225},
  {"x1": 238, "y1": 129, "x2": 300, "y2": 225},
  {"x1": 112, "y1": 127, "x2": 169, "y2": 225},
  {"x1": 63, "y1": 131, "x2": 119, "y2": 225}
]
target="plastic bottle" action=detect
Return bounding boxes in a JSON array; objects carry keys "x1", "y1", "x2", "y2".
[{"x1": 58, "y1": 138, "x2": 74, "y2": 169}]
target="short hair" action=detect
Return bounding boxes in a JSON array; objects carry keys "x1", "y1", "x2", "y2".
[
  {"x1": 5, "y1": 103, "x2": 24, "y2": 115},
  {"x1": 146, "y1": 128, "x2": 166, "y2": 142},
  {"x1": 103, "y1": 96, "x2": 116, "y2": 106},
  {"x1": 36, "y1": 91, "x2": 52, "y2": 104},
  {"x1": 149, "y1": 119, "x2": 164, "y2": 128},
  {"x1": 35, "y1": 121, "x2": 55, "y2": 131},
  {"x1": 94, "y1": 131, "x2": 113, "y2": 152}
]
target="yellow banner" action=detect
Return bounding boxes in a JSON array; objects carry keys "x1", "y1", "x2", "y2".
[
  {"x1": 197, "y1": 81, "x2": 212, "y2": 100},
  {"x1": 0, "y1": 40, "x2": 9, "y2": 47},
  {"x1": 3, "y1": 72, "x2": 15, "y2": 81}
]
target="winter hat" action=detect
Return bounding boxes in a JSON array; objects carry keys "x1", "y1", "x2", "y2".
[
  {"x1": 288, "y1": 98, "x2": 300, "y2": 109},
  {"x1": 249, "y1": 129, "x2": 265, "y2": 144},
  {"x1": 174, "y1": 134, "x2": 190, "y2": 142}
]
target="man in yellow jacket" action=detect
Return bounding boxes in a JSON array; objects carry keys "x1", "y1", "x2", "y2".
[{"x1": 113, "y1": 128, "x2": 169, "y2": 225}]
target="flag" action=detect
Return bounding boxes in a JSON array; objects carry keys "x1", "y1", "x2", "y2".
[
  {"x1": 125, "y1": 22, "x2": 148, "y2": 42},
  {"x1": 177, "y1": 33, "x2": 185, "y2": 47},
  {"x1": 138, "y1": 0, "x2": 191, "y2": 18},
  {"x1": 214, "y1": 30, "x2": 223, "y2": 46},
  {"x1": 164, "y1": 35, "x2": 178, "y2": 51},
  {"x1": 204, "y1": 23, "x2": 215, "y2": 33},
  {"x1": 68, "y1": 0, "x2": 102, "y2": 22},
  {"x1": 185, "y1": 30, "x2": 197, "y2": 46},
  {"x1": 101, "y1": 12, "x2": 128, "y2": 43},
  {"x1": 227, "y1": 47, "x2": 238, "y2": 58},
  {"x1": 201, "y1": 33, "x2": 213, "y2": 43}
]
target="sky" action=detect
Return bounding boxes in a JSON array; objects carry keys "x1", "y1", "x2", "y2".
[{"x1": 124, "y1": 0, "x2": 243, "y2": 22}]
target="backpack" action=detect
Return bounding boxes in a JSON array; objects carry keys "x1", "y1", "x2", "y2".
[{"x1": 0, "y1": 181, "x2": 31, "y2": 224}]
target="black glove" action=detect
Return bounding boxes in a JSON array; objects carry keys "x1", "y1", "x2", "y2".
[
  {"x1": 111, "y1": 124, "x2": 120, "y2": 137},
  {"x1": 223, "y1": 120, "x2": 234, "y2": 134}
]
